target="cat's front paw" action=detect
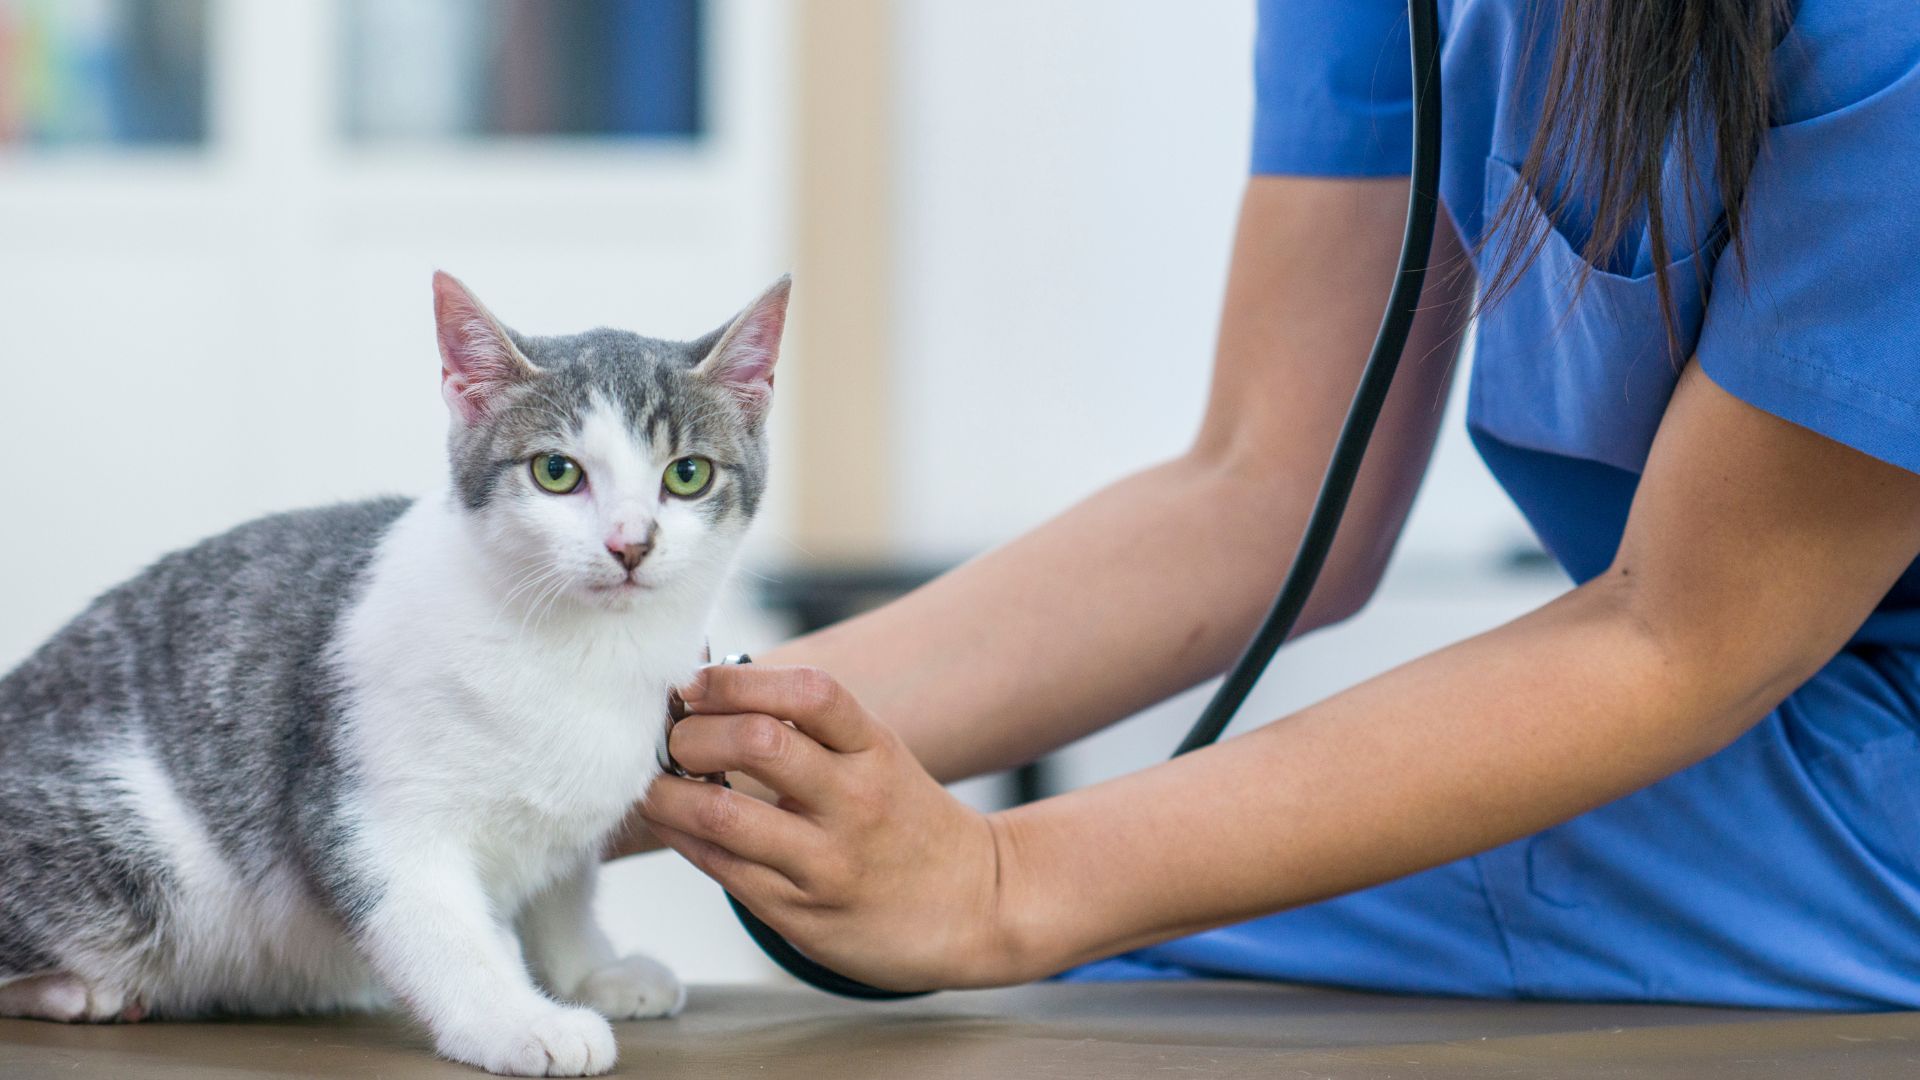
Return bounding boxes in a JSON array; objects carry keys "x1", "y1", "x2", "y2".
[
  {"x1": 439, "y1": 1004, "x2": 616, "y2": 1077},
  {"x1": 575, "y1": 954, "x2": 686, "y2": 1020}
]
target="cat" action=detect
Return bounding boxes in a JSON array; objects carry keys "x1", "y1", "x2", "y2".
[{"x1": 0, "y1": 270, "x2": 789, "y2": 1076}]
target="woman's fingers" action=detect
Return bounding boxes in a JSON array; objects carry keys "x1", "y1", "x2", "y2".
[
  {"x1": 641, "y1": 775, "x2": 820, "y2": 879},
  {"x1": 603, "y1": 802, "x2": 664, "y2": 861},
  {"x1": 648, "y1": 662, "x2": 1010, "y2": 990},
  {"x1": 647, "y1": 819, "x2": 804, "y2": 912},
  {"x1": 667, "y1": 712, "x2": 836, "y2": 806},
  {"x1": 680, "y1": 665, "x2": 880, "y2": 753}
]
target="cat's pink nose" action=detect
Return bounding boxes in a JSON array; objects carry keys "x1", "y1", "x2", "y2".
[{"x1": 608, "y1": 538, "x2": 652, "y2": 571}]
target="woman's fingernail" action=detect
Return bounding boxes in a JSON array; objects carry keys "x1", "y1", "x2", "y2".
[{"x1": 679, "y1": 673, "x2": 706, "y2": 703}]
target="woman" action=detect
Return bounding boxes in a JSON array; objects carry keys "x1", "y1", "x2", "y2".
[{"x1": 630, "y1": 0, "x2": 1920, "y2": 1007}]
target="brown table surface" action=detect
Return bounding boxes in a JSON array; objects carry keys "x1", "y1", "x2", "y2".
[{"x1": 2, "y1": 981, "x2": 1917, "y2": 1079}]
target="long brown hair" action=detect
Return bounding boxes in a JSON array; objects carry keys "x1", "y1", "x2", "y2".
[{"x1": 1481, "y1": 0, "x2": 1789, "y2": 348}]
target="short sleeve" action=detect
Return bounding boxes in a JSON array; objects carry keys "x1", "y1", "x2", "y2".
[
  {"x1": 1696, "y1": 1, "x2": 1920, "y2": 476},
  {"x1": 1251, "y1": 0, "x2": 1414, "y2": 176}
]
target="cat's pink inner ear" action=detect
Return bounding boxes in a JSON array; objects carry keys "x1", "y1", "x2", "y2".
[
  {"x1": 433, "y1": 271, "x2": 534, "y2": 423},
  {"x1": 696, "y1": 275, "x2": 790, "y2": 419}
]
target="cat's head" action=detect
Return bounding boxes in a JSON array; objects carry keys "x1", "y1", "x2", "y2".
[{"x1": 431, "y1": 271, "x2": 786, "y2": 615}]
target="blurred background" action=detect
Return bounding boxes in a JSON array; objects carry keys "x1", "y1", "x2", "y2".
[{"x1": 0, "y1": 0, "x2": 1564, "y2": 983}]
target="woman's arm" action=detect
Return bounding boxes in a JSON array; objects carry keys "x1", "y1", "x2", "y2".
[
  {"x1": 762, "y1": 176, "x2": 1472, "y2": 783},
  {"x1": 605, "y1": 176, "x2": 1464, "y2": 860},
  {"x1": 641, "y1": 364, "x2": 1920, "y2": 989}
]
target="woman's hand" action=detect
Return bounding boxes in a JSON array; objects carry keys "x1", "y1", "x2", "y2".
[
  {"x1": 639, "y1": 664, "x2": 1021, "y2": 991},
  {"x1": 603, "y1": 811, "x2": 664, "y2": 860}
]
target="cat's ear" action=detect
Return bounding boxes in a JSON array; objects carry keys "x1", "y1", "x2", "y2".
[
  {"x1": 693, "y1": 275, "x2": 789, "y2": 423},
  {"x1": 433, "y1": 271, "x2": 538, "y2": 423}
]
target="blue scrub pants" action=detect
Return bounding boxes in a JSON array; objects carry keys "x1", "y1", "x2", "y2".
[{"x1": 1064, "y1": 646, "x2": 1920, "y2": 1009}]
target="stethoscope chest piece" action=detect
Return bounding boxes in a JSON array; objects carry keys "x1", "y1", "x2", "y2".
[{"x1": 666, "y1": 649, "x2": 936, "y2": 999}]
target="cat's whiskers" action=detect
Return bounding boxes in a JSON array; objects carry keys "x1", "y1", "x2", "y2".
[
  {"x1": 491, "y1": 562, "x2": 573, "y2": 639},
  {"x1": 495, "y1": 557, "x2": 549, "y2": 599},
  {"x1": 524, "y1": 572, "x2": 578, "y2": 637},
  {"x1": 758, "y1": 527, "x2": 820, "y2": 562},
  {"x1": 514, "y1": 575, "x2": 562, "y2": 638},
  {"x1": 496, "y1": 562, "x2": 564, "y2": 615},
  {"x1": 730, "y1": 564, "x2": 780, "y2": 587},
  {"x1": 499, "y1": 561, "x2": 563, "y2": 609}
]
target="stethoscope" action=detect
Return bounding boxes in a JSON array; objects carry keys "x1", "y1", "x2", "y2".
[{"x1": 675, "y1": 0, "x2": 1444, "y2": 1000}]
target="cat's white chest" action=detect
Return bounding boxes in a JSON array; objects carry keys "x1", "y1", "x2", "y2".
[
  {"x1": 335, "y1": 499, "x2": 708, "y2": 897},
  {"x1": 468, "y1": 644, "x2": 675, "y2": 824},
  {"x1": 436, "y1": 639, "x2": 685, "y2": 912},
  {"x1": 361, "y1": 620, "x2": 688, "y2": 835}
]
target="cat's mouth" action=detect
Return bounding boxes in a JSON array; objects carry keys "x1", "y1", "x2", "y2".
[{"x1": 588, "y1": 576, "x2": 653, "y2": 595}]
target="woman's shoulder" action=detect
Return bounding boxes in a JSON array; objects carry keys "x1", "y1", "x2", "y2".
[{"x1": 1773, "y1": 0, "x2": 1920, "y2": 125}]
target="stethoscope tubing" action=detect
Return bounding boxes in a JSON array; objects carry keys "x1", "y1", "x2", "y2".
[{"x1": 726, "y1": 0, "x2": 1446, "y2": 999}]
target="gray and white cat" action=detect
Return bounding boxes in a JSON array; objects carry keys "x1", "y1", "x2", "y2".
[{"x1": 0, "y1": 271, "x2": 789, "y2": 1076}]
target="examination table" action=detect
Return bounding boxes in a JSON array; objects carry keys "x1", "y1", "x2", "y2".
[{"x1": 3, "y1": 980, "x2": 1915, "y2": 1078}]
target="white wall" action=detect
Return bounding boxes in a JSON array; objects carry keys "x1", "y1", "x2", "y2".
[
  {"x1": 889, "y1": 0, "x2": 1534, "y2": 565},
  {"x1": 891, "y1": 0, "x2": 1252, "y2": 558}
]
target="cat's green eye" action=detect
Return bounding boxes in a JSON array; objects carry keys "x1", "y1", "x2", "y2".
[
  {"x1": 531, "y1": 453, "x2": 584, "y2": 494},
  {"x1": 663, "y1": 456, "x2": 714, "y2": 498}
]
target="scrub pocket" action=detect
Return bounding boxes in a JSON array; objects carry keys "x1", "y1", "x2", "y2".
[
  {"x1": 1781, "y1": 648, "x2": 1920, "y2": 887},
  {"x1": 1802, "y1": 733, "x2": 1920, "y2": 885},
  {"x1": 1477, "y1": 647, "x2": 1920, "y2": 1008},
  {"x1": 1469, "y1": 157, "x2": 1714, "y2": 474}
]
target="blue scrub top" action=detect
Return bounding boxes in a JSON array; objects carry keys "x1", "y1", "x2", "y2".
[
  {"x1": 1257, "y1": 0, "x2": 1920, "y2": 628},
  {"x1": 1067, "y1": 0, "x2": 1920, "y2": 1008}
]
